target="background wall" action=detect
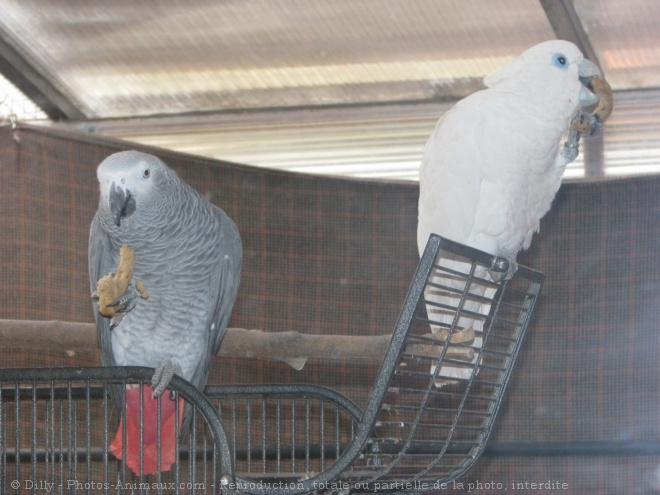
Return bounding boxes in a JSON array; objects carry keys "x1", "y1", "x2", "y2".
[{"x1": 1, "y1": 123, "x2": 659, "y2": 494}]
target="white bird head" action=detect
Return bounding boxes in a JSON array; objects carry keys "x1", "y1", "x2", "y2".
[
  {"x1": 97, "y1": 151, "x2": 175, "y2": 228},
  {"x1": 483, "y1": 40, "x2": 603, "y2": 109}
]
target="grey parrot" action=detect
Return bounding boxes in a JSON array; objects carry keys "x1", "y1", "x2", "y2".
[
  {"x1": 89, "y1": 151, "x2": 242, "y2": 474},
  {"x1": 417, "y1": 40, "x2": 608, "y2": 384}
]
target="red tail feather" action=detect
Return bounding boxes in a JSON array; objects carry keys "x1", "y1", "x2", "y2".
[{"x1": 110, "y1": 384, "x2": 184, "y2": 475}]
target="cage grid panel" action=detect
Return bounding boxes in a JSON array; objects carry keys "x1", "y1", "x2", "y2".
[
  {"x1": 205, "y1": 384, "x2": 362, "y2": 492},
  {"x1": 341, "y1": 235, "x2": 543, "y2": 492},
  {"x1": 0, "y1": 367, "x2": 233, "y2": 495}
]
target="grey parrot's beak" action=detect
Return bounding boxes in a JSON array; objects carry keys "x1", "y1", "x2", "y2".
[
  {"x1": 578, "y1": 59, "x2": 602, "y2": 107},
  {"x1": 109, "y1": 181, "x2": 136, "y2": 227}
]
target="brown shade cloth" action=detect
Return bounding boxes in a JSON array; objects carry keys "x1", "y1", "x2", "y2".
[{"x1": 1, "y1": 123, "x2": 659, "y2": 494}]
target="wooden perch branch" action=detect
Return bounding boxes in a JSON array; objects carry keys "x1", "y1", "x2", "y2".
[{"x1": 0, "y1": 319, "x2": 474, "y2": 370}]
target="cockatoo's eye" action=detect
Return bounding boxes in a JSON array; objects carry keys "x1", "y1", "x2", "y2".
[
  {"x1": 143, "y1": 169, "x2": 150, "y2": 179},
  {"x1": 552, "y1": 53, "x2": 568, "y2": 69}
]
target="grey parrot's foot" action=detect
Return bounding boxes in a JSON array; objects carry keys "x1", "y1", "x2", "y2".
[
  {"x1": 110, "y1": 312, "x2": 130, "y2": 329},
  {"x1": 107, "y1": 284, "x2": 138, "y2": 328},
  {"x1": 107, "y1": 283, "x2": 137, "y2": 310},
  {"x1": 489, "y1": 252, "x2": 518, "y2": 282},
  {"x1": 151, "y1": 358, "x2": 182, "y2": 398}
]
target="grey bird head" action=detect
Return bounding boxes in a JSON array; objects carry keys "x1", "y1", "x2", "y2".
[{"x1": 97, "y1": 151, "x2": 173, "y2": 228}]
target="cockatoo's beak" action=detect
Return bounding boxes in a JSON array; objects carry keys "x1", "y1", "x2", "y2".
[
  {"x1": 578, "y1": 59, "x2": 602, "y2": 107},
  {"x1": 109, "y1": 182, "x2": 136, "y2": 227}
]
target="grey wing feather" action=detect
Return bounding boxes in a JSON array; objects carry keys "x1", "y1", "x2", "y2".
[
  {"x1": 189, "y1": 210, "x2": 242, "y2": 391},
  {"x1": 89, "y1": 214, "x2": 124, "y2": 412},
  {"x1": 180, "y1": 210, "x2": 241, "y2": 438}
]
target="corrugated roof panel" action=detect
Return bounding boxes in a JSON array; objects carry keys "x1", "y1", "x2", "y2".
[
  {"x1": 77, "y1": 92, "x2": 660, "y2": 182},
  {"x1": 574, "y1": 0, "x2": 660, "y2": 90},
  {"x1": 0, "y1": 0, "x2": 554, "y2": 118}
]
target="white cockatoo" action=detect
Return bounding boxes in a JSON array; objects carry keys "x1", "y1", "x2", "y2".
[{"x1": 417, "y1": 40, "x2": 607, "y2": 384}]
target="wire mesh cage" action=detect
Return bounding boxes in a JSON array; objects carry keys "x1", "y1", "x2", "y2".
[
  {"x1": 0, "y1": 367, "x2": 232, "y2": 495},
  {"x1": 0, "y1": 235, "x2": 544, "y2": 494},
  {"x1": 206, "y1": 385, "x2": 362, "y2": 493}
]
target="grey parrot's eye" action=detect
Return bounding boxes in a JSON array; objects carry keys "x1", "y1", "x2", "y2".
[
  {"x1": 552, "y1": 54, "x2": 568, "y2": 68},
  {"x1": 143, "y1": 169, "x2": 150, "y2": 179}
]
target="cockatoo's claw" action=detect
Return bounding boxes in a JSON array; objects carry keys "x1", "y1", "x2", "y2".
[
  {"x1": 489, "y1": 252, "x2": 518, "y2": 282},
  {"x1": 586, "y1": 114, "x2": 604, "y2": 137},
  {"x1": 571, "y1": 111, "x2": 603, "y2": 138},
  {"x1": 91, "y1": 290, "x2": 99, "y2": 301},
  {"x1": 562, "y1": 110, "x2": 603, "y2": 163},
  {"x1": 562, "y1": 128, "x2": 581, "y2": 163},
  {"x1": 151, "y1": 358, "x2": 182, "y2": 398}
]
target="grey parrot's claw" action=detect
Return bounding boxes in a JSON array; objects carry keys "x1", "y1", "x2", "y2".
[
  {"x1": 108, "y1": 298, "x2": 136, "y2": 330},
  {"x1": 107, "y1": 284, "x2": 137, "y2": 309},
  {"x1": 110, "y1": 314, "x2": 124, "y2": 329},
  {"x1": 116, "y1": 296, "x2": 137, "y2": 313},
  {"x1": 104, "y1": 284, "x2": 138, "y2": 325},
  {"x1": 151, "y1": 358, "x2": 182, "y2": 398}
]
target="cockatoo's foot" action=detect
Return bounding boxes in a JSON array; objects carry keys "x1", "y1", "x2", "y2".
[
  {"x1": 151, "y1": 358, "x2": 182, "y2": 398},
  {"x1": 561, "y1": 111, "x2": 604, "y2": 163},
  {"x1": 561, "y1": 128, "x2": 581, "y2": 163},
  {"x1": 489, "y1": 252, "x2": 518, "y2": 282},
  {"x1": 571, "y1": 111, "x2": 603, "y2": 137}
]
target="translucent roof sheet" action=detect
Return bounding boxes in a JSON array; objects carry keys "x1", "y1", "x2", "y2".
[
  {"x1": 574, "y1": 0, "x2": 660, "y2": 89},
  {"x1": 0, "y1": 0, "x2": 556, "y2": 118}
]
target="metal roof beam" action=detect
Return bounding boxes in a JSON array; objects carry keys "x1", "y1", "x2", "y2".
[
  {"x1": 540, "y1": 0, "x2": 605, "y2": 177},
  {"x1": 539, "y1": 0, "x2": 602, "y2": 72}
]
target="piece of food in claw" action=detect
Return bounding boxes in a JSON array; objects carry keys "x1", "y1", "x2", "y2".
[
  {"x1": 571, "y1": 75, "x2": 614, "y2": 134},
  {"x1": 591, "y1": 76, "x2": 613, "y2": 123},
  {"x1": 96, "y1": 244, "x2": 135, "y2": 317},
  {"x1": 136, "y1": 279, "x2": 149, "y2": 300}
]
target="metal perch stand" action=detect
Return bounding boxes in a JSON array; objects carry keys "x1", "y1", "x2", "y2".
[{"x1": 0, "y1": 235, "x2": 544, "y2": 494}]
